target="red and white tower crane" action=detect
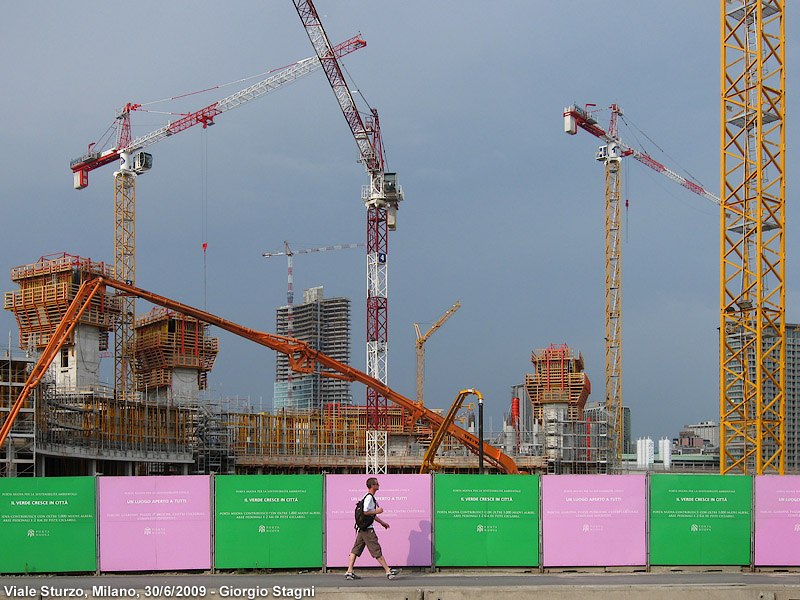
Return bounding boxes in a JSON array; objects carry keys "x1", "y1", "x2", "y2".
[
  {"x1": 292, "y1": 1, "x2": 403, "y2": 430},
  {"x1": 564, "y1": 104, "x2": 719, "y2": 202},
  {"x1": 70, "y1": 36, "x2": 366, "y2": 190},
  {"x1": 67, "y1": 37, "x2": 365, "y2": 403},
  {"x1": 263, "y1": 241, "x2": 364, "y2": 407},
  {"x1": 564, "y1": 103, "x2": 718, "y2": 470}
]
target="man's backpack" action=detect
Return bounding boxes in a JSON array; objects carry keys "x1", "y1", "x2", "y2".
[{"x1": 354, "y1": 493, "x2": 376, "y2": 531}]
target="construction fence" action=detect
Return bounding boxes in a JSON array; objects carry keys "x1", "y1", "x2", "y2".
[{"x1": 0, "y1": 473, "x2": 795, "y2": 574}]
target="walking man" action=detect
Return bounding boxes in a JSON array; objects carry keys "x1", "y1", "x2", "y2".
[{"x1": 345, "y1": 477, "x2": 400, "y2": 580}]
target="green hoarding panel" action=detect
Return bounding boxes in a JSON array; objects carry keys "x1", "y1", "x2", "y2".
[
  {"x1": 434, "y1": 474, "x2": 539, "y2": 566},
  {"x1": 0, "y1": 477, "x2": 96, "y2": 573},
  {"x1": 649, "y1": 474, "x2": 751, "y2": 565},
  {"x1": 214, "y1": 475, "x2": 323, "y2": 569}
]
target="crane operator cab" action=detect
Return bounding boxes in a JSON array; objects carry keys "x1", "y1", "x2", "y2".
[
  {"x1": 133, "y1": 152, "x2": 153, "y2": 174},
  {"x1": 596, "y1": 143, "x2": 621, "y2": 162},
  {"x1": 383, "y1": 172, "x2": 400, "y2": 199},
  {"x1": 383, "y1": 172, "x2": 402, "y2": 231}
]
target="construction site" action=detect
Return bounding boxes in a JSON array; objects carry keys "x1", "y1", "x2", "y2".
[
  {"x1": 0, "y1": 251, "x2": 624, "y2": 476},
  {"x1": 0, "y1": 1, "x2": 791, "y2": 480}
]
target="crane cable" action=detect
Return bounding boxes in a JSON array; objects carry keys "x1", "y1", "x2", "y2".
[
  {"x1": 624, "y1": 159, "x2": 630, "y2": 243},
  {"x1": 619, "y1": 114, "x2": 708, "y2": 190},
  {"x1": 339, "y1": 61, "x2": 391, "y2": 169},
  {"x1": 140, "y1": 62, "x2": 307, "y2": 108},
  {"x1": 201, "y1": 129, "x2": 209, "y2": 311},
  {"x1": 89, "y1": 61, "x2": 308, "y2": 153}
]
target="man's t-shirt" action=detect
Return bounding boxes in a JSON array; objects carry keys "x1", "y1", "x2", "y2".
[{"x1": 363, "y1": 493, "x2": 378, "y2": 529}]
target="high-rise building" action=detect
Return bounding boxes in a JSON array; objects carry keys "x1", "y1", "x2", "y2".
[
  {"x1": 782, "y1": 325, "x2": 800, "y2": 472},
  {"x1": 724, "y1": 323, "x2": 800, "y2": 472},
  {"x1": 510, "y1": 383, "x2": 534, "y2": 442},
  {"x1": 274, "y1": 286, "x2": 352, "y2": 411}
]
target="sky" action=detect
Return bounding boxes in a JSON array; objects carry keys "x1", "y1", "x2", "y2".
[{"x1": 1, "y1": 2, "x2": 799, "y2": 442}]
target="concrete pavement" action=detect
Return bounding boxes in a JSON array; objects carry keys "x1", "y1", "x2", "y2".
[{"x1": 1, "y1": 570, "x2": 800, "y2": 600}]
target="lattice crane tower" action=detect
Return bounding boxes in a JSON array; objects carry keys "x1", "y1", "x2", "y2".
[
  {"x1": 292, "y1": 0, "x2": 404, "y2": 430},
  {"x1": 414, "y1": 302, "x2": 461, "y2": 405},
  {"x1": 720, "y1": 0, "x2": 786, "y2": 475}
]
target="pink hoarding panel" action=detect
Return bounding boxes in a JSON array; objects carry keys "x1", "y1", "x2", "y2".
[
  {"x1": 98, "y1": 476, "x2": 211, "y2": 572},
  {"x1": 325, "y1": 474, "x2": 431, "y2": 568},
  {"x1": 542, "y1": 475, "x2": 646, "y2": 567},
  {"x1": 755, "y1": 475, "x2": 800, "y2": 566}
]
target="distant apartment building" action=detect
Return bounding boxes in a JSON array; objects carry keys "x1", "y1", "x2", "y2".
[
  {"x1": 675, "y1": 429, "x2": 707, "y2": 451},
  {"x1": 274, "y1": 286, "x2": 352, "y2": 411},
  {"x1": 682, "y1": 420, "x2": 719, "y2": 448}
]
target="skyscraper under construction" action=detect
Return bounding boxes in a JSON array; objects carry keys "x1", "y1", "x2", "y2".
[
  {"x1": 274, "y1": 286, "x2": 352, "y2": 411},
  {"x1": 524, "y1": 343, "x2": 606, "y2": 473}
]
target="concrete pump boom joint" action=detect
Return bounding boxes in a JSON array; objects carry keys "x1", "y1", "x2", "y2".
[{"x1": 419, "y1": 389, "x2": 486, "y2": 474}]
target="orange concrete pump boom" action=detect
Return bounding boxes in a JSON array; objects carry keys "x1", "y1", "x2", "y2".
[{"x1": 0, "y1": 276, "x2": 520, "y2": 475}]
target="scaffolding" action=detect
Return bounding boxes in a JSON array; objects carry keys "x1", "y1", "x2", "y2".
[
  {"x1": 226, "y1": 401, "x2": 546, "y2": 474},
  {"x1": 521, "y1": 344, "x2": 606, "y2": 474},
  {"x1": 134, "y1": 308, "x2": 219, "y2": 394},
  {"x1": 525, "y1": 344, "x2": 591, "y2": 424},
  {"x1": 0, "y1": 354, "x2": 36, "y2": 477},
  {"x1": 229, "y1": 402, "x2": 412, "y2": 460},
  {"x1": 36, "y1": 385, "x2": 194, "y2": 459},
  {"x1": 230, "y1": 404, "x2": 419, "y2": 472},
  {"x1": 539, "y1": 404, "x2": 608, "y2": 474},
  {"x1": 191, "y1": 398, "x2": 234, "y2": 475},
  {"x1": 2, "y1": 259, "x2": 549, "y2": 476},
  {"x1": 0, "y1": 256, "x2": 210, "y2": 475},
  {"x1": 4, "y1": 253, "x2": 118, "y2": 352}
]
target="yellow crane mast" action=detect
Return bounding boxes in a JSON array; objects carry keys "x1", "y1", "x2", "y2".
[
  {"x1": 603, "y1": 154, "x2": 622, "y2": 466},
  {"x1": 414, "y1": 301, "x2": 461, "y2": 405},
  {"x1": 720, "y1": 0, "x2": 786, "y2": 475},
  {"x1": 114, "y1": 165, "x2": 136, "y2": 401}
]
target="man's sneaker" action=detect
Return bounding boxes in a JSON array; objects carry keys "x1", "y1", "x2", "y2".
[
  {"x1": 345, "y1": 572, "x2": 360, "y2": 580},
  {"x1": 387, "y1": 568, "x2": 400, "y2": 579}
]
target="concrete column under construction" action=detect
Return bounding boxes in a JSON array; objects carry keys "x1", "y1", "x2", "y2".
[
  {"x1": 144, "y1": 368, "x2": 200, "y2": 405},
  {"x1": 53, "y1": 323, "x2": 103, "y2": 390}
]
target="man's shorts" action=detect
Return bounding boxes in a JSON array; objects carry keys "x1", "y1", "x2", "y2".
[{"x1": 351, "y1": 528, "x2": 383, "y2": 559}]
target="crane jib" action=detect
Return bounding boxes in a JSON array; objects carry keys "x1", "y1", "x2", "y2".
[{"x1": 69, "y1": 37, "x2": 365, "y2": 185}]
